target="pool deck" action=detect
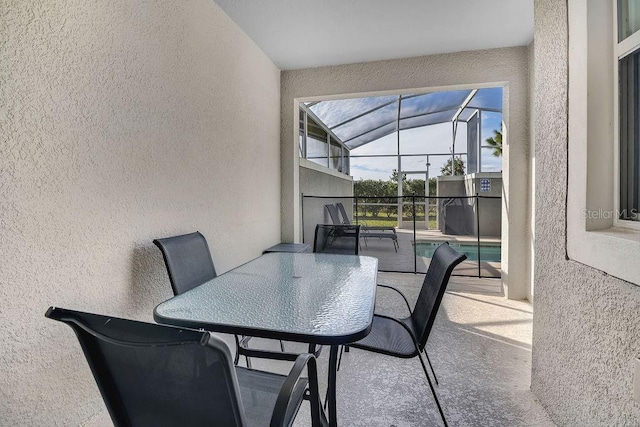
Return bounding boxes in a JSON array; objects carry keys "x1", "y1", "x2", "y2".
[
  {"x1": 359, "y1": 228, "x2": 502, "y2": 277},
  {"x1": 408, "y1": 228, "x2": 501, "y2": 244}
]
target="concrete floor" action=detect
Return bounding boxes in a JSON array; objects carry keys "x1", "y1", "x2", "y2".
[
  {"x1": 84, "y1": 273, "x2": 554, "y2": 427},
  {"x1": 296, "y1": 273, "x2": 553, "y2": 426}
]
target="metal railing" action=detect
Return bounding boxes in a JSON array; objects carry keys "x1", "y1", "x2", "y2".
[{"x1": 302, "y1": 194, "x2": 502, "y2": 278}]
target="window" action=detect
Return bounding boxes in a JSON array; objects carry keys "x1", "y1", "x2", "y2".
[
  {"x1": 298, "y1": 107, "x2": 351, "y2": 175},
  {"x1": 329, "y1": 137, "x2": 342, "y2": 171},
  {"x1": 299, "y1": 110, "x2": 306, "y2": 158},
  {"x1": 618, "y1": 48, "x2": 640, "y2": 221},
  {"x1": 566, "y1": 0, "x2": 640, "y2": 286},
  {"x1": 306, "y1": 120, "x2": 328, "y2": 168},
  {"x1": 618, "y1": 0, "x2": 640, "y2": 41},
  {"x1": 617, "y1": 0, "x2": 640, "y2": 223}
]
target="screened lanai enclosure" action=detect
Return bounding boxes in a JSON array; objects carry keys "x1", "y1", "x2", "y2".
[{"x1": 299, "y1": 87, "x2": 504, "y2": 278}]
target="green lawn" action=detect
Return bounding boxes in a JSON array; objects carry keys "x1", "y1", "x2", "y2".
[{"x1": 354, "y1": 215, "x2": 437, "y2": 229}]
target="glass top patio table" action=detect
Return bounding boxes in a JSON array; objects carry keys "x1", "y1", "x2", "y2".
[{"x1": 154, "y1": 252, "x2": 379, "y2": 345}]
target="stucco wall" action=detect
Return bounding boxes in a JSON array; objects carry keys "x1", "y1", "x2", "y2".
[
  {"x1": 281, "y1": 47, "x2": 530, "y2": 298},
  {"x1": 0, "y1": 1, "x2": 280, "y2": 424},
  {"x1": 531, "y1": 0, "x2": 640, "y2": 424},
  {"x1": 299, "y1": 161, "x2": 353, "y2": 245}
]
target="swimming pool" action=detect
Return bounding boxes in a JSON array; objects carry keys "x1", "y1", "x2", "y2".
[{"x1": 414, "y1": 241, "x2": 501, "y2": 262}]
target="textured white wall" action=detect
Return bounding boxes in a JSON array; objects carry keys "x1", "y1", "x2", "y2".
[
  {"x1": 532, "y1": 0, "x2": 640, "y2": 424},
  {"x1": 281, "y1": 48, "x2": 530, "y2": 298},
  {"x1": 299, "y1": 161, "x2": 354, "y2": 245},
  {"x1": 0, "y1": 1, "x2": 280, "y2": 424}
]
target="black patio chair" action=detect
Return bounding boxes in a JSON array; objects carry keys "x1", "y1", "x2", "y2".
[
  {"x1": 153, "y1": 231, "x2": 217, "y2": 296},
  {"x1": 153, "y1": 231, "x2": 284, "y2": 367},
  {"x1": 325, "y1": 204, "x2": 398, "y2": 252},
  {"x1": 313, "y1": 224, "x2": 360, "y2": 255},
  {"x1": 325, "y1": 204, "x2": 343, "y2": 226},
  {"x1": 346, "y1": 243, "x2": 466, "y2": 427},
  {"x1": 336, "y1": 202, "x2": 397, "y2": 233},
  {"x1": 45, "y1": 307, "x2": 325, "y2": 427}
]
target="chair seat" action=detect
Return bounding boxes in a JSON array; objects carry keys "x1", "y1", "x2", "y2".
[
  {"x1": 237, "y1": 367, "x2": 308, "y2": 427},
  {"x1": 350, "y1": 315, "x2": 418, "y2": 358}
]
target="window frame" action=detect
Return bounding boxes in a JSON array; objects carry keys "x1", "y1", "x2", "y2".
[
  {"x1": 614, "y1": 4, "x2": 640, "y2": 231},
  {"x1": 298, "y1": 105, "x2": 351, "y2": 176},
  {"x1": 566, "y1": 0, "x2": 640, "y2": 287}
]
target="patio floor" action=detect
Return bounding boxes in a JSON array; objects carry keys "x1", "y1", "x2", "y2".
[{"x1": 84, "y1": 273, "x2": 553, "y2": 426}]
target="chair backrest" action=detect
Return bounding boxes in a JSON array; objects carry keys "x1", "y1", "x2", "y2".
[
  {"x1": 411, "y1": 243, "x2": 466, "y2": 349},
  {"x1": 313, "y1": 224, "x2": 360, "y2": 255},
  {"x1": 45, "y1": 307, "x2": 246, "y2": 426},
  {"x1": 324, "y1": 204, "x2": 343, "y2": 225},
  {"x1": 335, "y1": 203, "x2": 352, "y2": 225},
  {"x1": 153, "y1": 232, "x2": 217, "y2": 295}
]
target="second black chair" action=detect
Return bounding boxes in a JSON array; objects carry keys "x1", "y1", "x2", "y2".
[
  {"x1": 346, "y1": 243, "x2": 466, "y2": 427},
  {"x1": 325, "y1": 204, "x2": 398, "y2": 252},
  {"x1": 153, "y1": 231, "x2": 217, "y2": 296},
  {"x1": 313, "y1": 224, "x2": 361, "y2": 255},
  {"x1": 153, "y1": 231, "x2": 284, "y2": 366}
]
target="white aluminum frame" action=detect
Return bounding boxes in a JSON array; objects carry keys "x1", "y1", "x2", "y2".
[{"x1": 614, "y1": 0, "x2": 640, "y2": 231}]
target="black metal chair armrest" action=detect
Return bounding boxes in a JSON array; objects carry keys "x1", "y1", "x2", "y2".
[
  {"x1": 270, "y1": 354, "x2": 326, "y2": 427},
  {"x1": 376, "y1": 283, "x2": 413, "y2": 315},
  {"x1": 373, "y1": 313, "x2": 420, "y2": 345}
]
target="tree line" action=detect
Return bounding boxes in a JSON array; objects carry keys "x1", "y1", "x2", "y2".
[{"x1": 353, "y1": 157, "x2": 465, "y2": 218}]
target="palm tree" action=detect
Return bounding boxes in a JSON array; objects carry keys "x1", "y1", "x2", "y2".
[{"x1": 485, "y1": 130, "x2": 502, "y2": 157}]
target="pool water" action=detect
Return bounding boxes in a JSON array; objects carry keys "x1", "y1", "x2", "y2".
[{"x1": 415, "y1": 241, "x2": 501, "y2": 262}]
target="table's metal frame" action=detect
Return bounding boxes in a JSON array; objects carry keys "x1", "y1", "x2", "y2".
[{"x1": 154, "y1": 252, "x2": 378, "y2": 427}]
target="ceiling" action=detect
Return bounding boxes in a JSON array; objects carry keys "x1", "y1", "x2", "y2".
[{"x1": 213, "y1": 0, "x2": 534, "y2": 70}]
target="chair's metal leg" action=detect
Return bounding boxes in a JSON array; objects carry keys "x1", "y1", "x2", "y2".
[
  {"x1": 233, "y1": 335, "x2": 241, "y2": 366},
  {"x1": 236, "y1": 335, "x2": 253, "y2": 368},
  {"x1": 417, "y1": 349, "x2": 447, "y2": 427},
  {"x1": 280, "y1": 340, "x2": 285, "y2": 352},
  {"x1": 327, "y1": 346, "x2": 339, "y2": 426},
  {"x1": 320, "y1": 343, "x2": 329, "y2": 410},
  {"x1": 330, "y1": 345, "x2": 346, "y2": 375},
  {"x1": 423, "y1": 349, "x2": 439, "y2": 385},
  {"x1": 324, "y1": 389, "x2": 329, "y2": 410}
]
